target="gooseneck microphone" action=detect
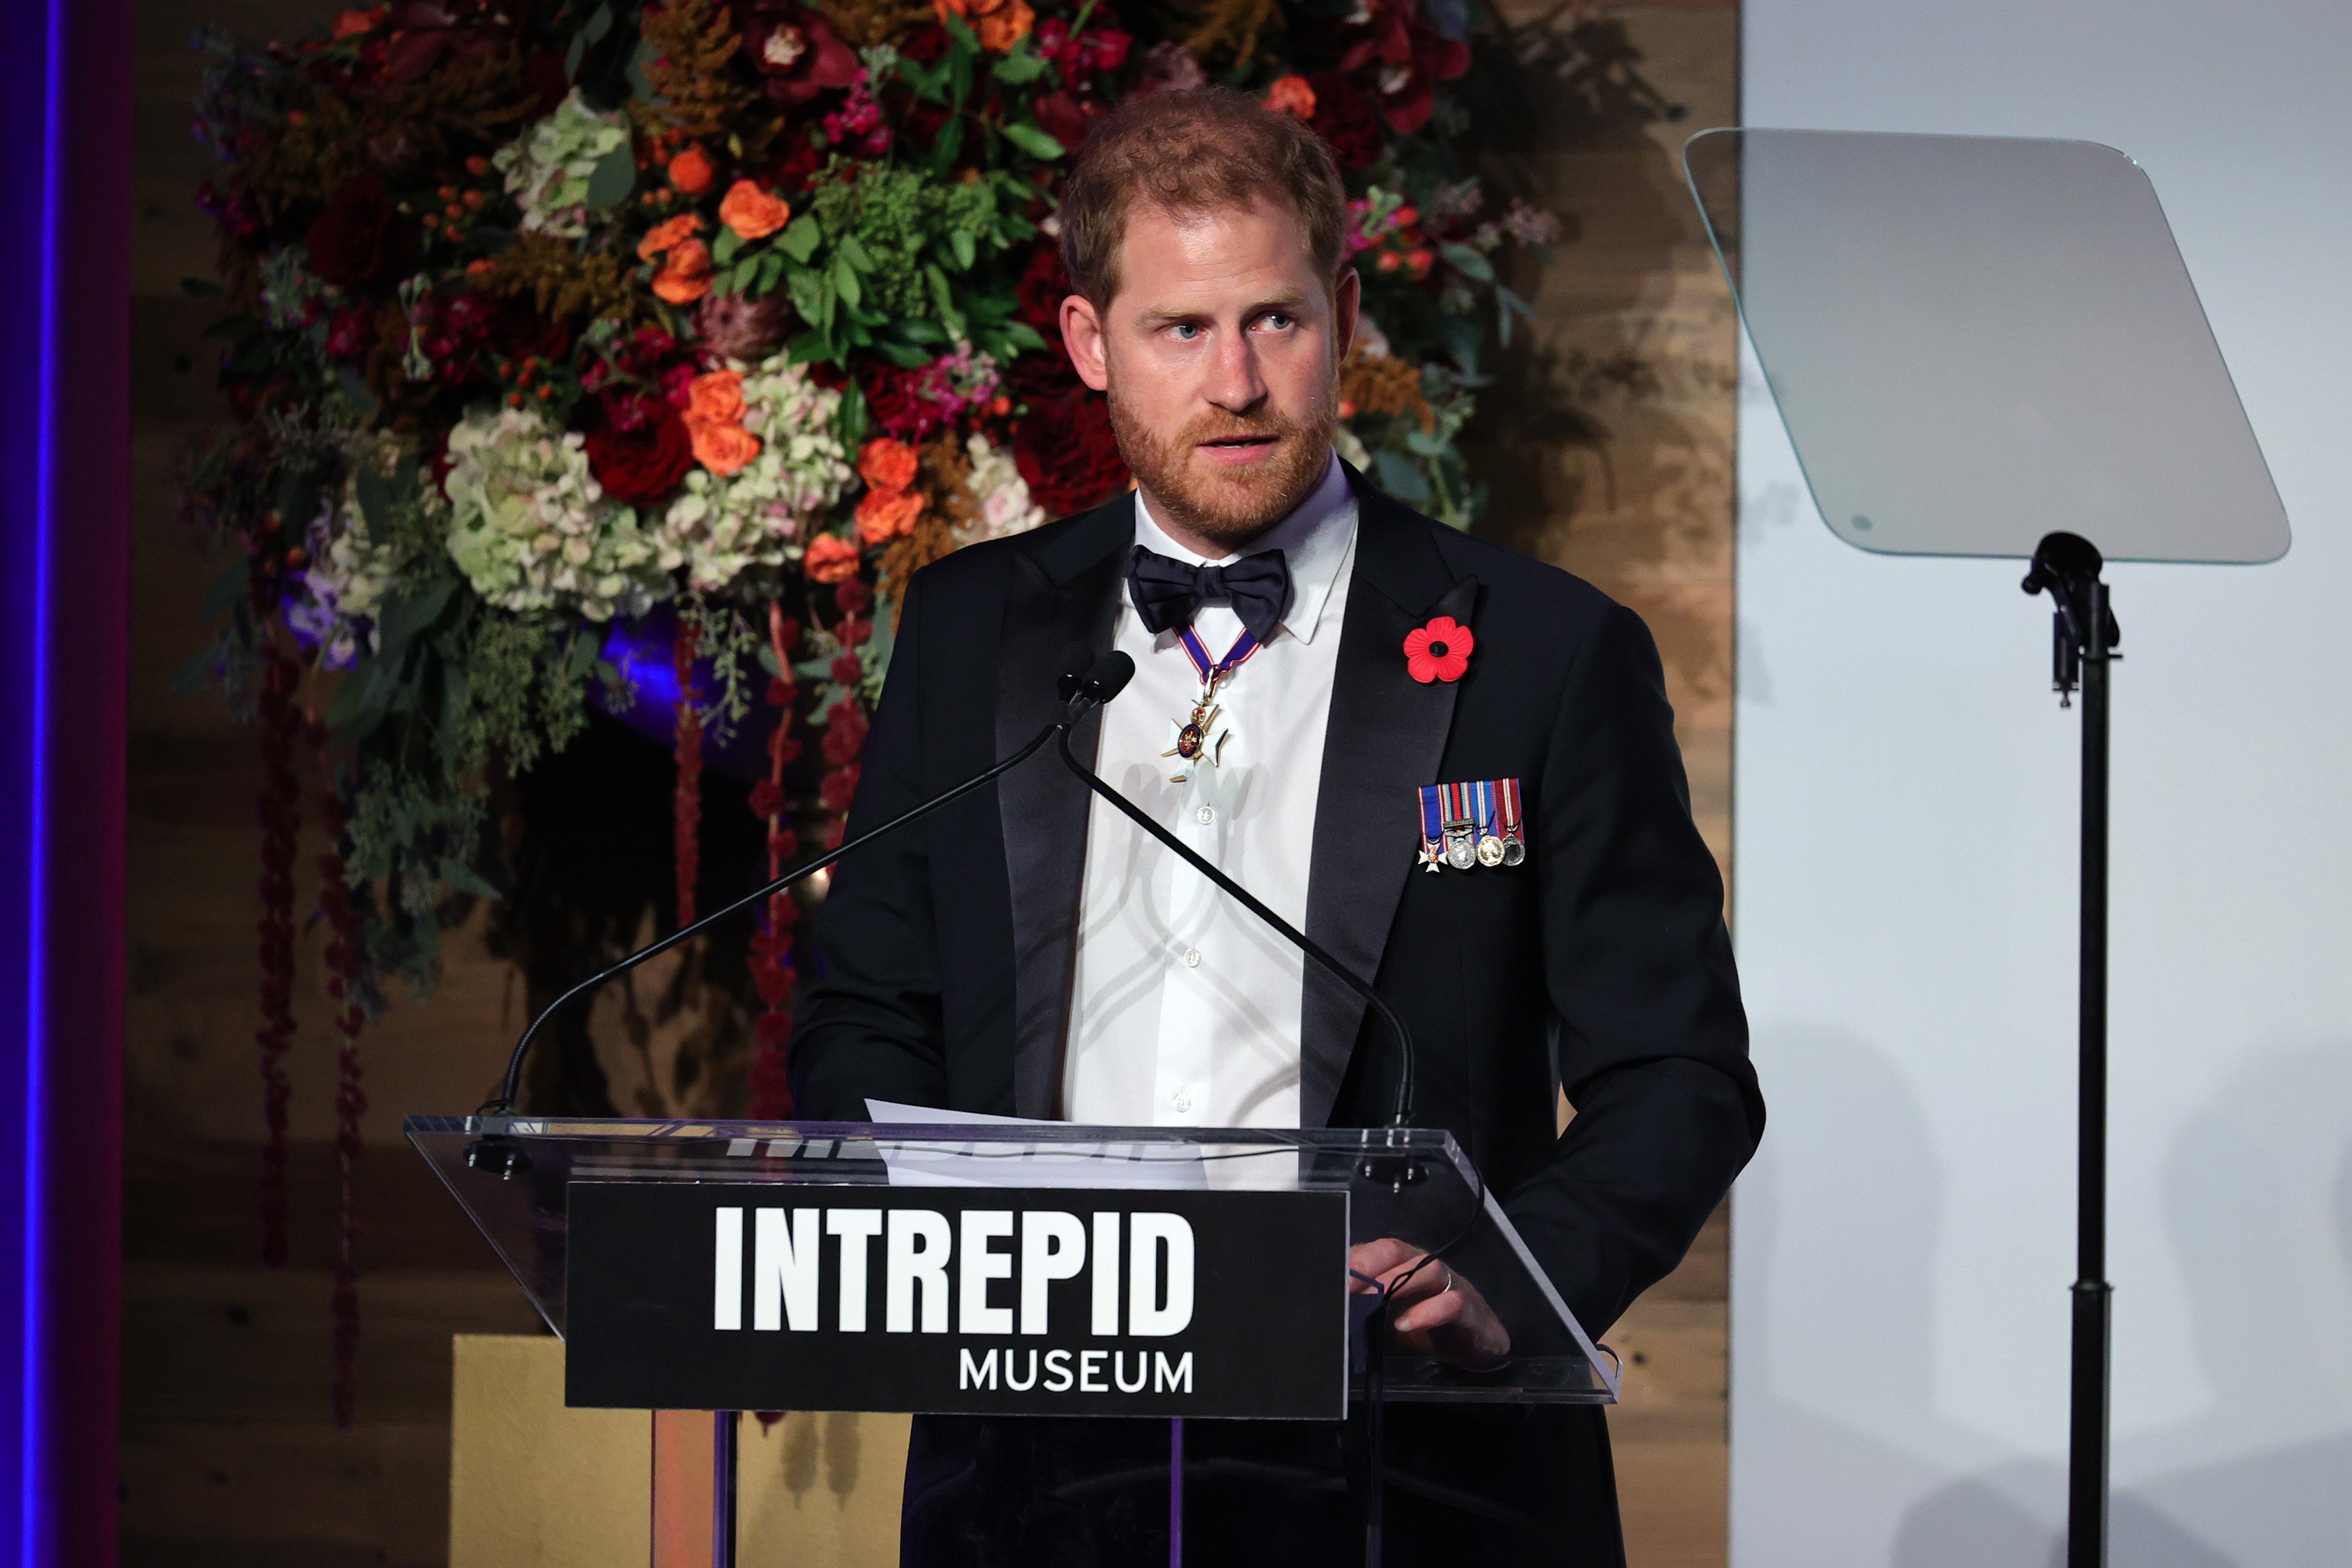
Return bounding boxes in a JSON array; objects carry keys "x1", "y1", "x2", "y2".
[
  {"x1": 1055, "y1": 652, "x2": 1420, "y2": 1129},
  {"x1": 476, "y1": 648, "x2": 1135, "y2": 1130}
]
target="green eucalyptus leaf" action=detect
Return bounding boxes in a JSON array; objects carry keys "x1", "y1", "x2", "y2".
[
  {"x1": 443, "y1": 861, "x2": 501, "y2": 899},
  {"x1": 833, "y1": 256, "x2": 862, "y2": 310},
  {"x1": 998, "y1": 119, "x2": 1065, "y2": 160},
  {"x1": 877, "y1": 340, "x2": 930, "y2": 368},
  {"x1": 584, "y1": 140, "x2": 636, "y2": 209},
  {"x1": 838, "y1": 232, "x2": 874, "y2": 272},
  {"x1": 712, "y1": 226, "x2": 743, "y2": 265},
  {"x1": 777, "y1": 213, "x2": 823, "y2": 264},
  {"x1": 992, "y1": 43, "x2": 1049, "y2": 85},
  {"x1": 998, "y1": 319, "x2": 1047, "y2": 352},
  {"x1": 897, "y1": 317, "x2": 947, "y2": 345},
  {"x1": 930, "y1": 113, "x2": 965, "y2": 176},
  {"x1": 1375, "y1": 449, "x2": 1432, "y2": 503},
  {"x1": 949, "y1": 228, "x2": 976, "y2": 271},
  {"x1": 1438, "y1": 242, "x2": 1494, "y2": 282},
  {"x1": 756, "y1": 251, "x2": 784, "y2": 294}
]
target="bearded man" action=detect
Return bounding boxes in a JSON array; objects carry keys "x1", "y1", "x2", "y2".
[{"x1": 794, "y1": 86, "x2": 1762, "y2": 1567}]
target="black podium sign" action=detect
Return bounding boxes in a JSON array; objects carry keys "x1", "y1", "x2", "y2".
[{"x1": 565, "y1": 1182, "x2": 1351, "y2": 1419}]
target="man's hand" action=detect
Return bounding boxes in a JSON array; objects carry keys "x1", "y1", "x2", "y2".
[{"x1": 1349, "y1": 1238, "x2": 1511, "y2": 1367}]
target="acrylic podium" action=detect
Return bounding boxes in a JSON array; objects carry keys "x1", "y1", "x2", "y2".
[{"x1": 410, "y1": 1113, "x2": 1619, "y2": 1566}]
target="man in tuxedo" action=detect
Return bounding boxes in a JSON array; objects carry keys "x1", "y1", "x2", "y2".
[{"x1": 794, "y1": 86, "x2": 1761, "y2": 1566}]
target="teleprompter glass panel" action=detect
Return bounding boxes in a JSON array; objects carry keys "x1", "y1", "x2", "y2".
[
  {"x1": 1683, "y1": 127, "x2": 2288, "y2": 563},
  {"x1": 408, "y1": 1115, "x2": 1620, "y2": 1408}
]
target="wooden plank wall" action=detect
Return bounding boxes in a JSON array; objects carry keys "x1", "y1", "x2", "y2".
[{"x1": 120, "y1": 2, "x2": 1739, "y2": 1562}]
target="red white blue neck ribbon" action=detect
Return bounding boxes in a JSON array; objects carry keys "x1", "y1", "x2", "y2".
[{"x1": 1177, "y1": 625, "x2": 1261, "y2": 689}]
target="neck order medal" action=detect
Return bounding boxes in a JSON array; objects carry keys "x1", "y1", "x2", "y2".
[{"x1": 1161, "y1": 624, "x2": 1259, "y2": 784}]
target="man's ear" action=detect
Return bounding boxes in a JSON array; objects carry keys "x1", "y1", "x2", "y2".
[
  {"x1": 1333, "y1": 266, "x2": 1362, "y2": 362},
  {"x1": 1060, "y1": 294, "x2": 1111, "y2": 392}
]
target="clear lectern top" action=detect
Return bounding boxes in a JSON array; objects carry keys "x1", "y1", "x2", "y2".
[{"x1": 408, "y1": 1114, "x2": 1620, "y2": 1408}]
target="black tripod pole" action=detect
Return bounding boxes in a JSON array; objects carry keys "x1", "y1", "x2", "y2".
[{"x1": 2023, "y1": 532, "x2": 2118, "y2": 1568}]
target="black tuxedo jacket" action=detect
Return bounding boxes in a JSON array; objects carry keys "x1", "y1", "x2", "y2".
[{"x1": 793, "y1": 469, "x2": 1762, "y2": 1563}]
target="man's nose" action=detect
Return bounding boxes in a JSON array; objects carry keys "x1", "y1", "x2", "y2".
[{"x1": 1205, "y1": 328, "x2": 1267, "y2": 414}]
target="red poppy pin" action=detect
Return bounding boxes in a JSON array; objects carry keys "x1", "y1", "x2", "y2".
[{"x1": 1403, "y1": 616, "x2": 1475, "y2": 683}]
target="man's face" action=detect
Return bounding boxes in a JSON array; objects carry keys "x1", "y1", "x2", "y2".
[{"x1": 1062, "y1": 197, "x2": 1359, "y2": 553}]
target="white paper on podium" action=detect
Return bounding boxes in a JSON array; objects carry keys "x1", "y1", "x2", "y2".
[{"x1": 862, "y1": 1100, "x2": 1210, "y2": 1189}]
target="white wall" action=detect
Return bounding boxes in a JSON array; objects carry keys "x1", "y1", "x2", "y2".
[{"x1": 1731, "y1": 4, "x2": 2352, "y2": 1565}]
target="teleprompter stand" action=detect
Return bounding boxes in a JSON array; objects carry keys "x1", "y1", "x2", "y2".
[
  {"x1": 410, "y1": 1115, "x2": 1618, "y2": 1567},
  {"x1": 1683, "y1": 127, "x2": 2290, "y2": 1567}
]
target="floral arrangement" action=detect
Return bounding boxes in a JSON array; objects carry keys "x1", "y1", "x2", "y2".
[{"x1": 179, "y1": 0, "x2": 1559, "y2": 1414}]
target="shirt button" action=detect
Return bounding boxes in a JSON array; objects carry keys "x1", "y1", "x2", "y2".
[
  {"x1": 1172, "y1": 1092, "x2": 1193, "y2": 1113},
  {"x1": 1182, "y1": 947, "x2": 1202, "y2": 968},
  {"x1": 1195, "y1": 805, "x2": 1215, "y2": 825}
]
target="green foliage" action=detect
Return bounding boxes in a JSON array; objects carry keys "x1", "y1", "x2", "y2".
[{"x1": 719, "y1": 160, "x2": 1045, "y2": 366}]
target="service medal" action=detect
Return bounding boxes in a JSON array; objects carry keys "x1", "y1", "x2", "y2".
[
  {"x1": 1497, "y1": 776, "x2": 1527, "y2": 865},
  {"x1": 1442, "y1": 782, "x2": 1478, "y2": 870},
  {"x1": 1417, "y1": 785, "x2": 1447, "y2": 873},
  {"x1": 1472, "y1": 780, "x2": 1506, "y2": 866}
]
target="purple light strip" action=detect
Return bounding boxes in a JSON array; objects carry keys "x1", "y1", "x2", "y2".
[{"x1": 21, "y1": 0, "x2": 62, "y2": 1553}]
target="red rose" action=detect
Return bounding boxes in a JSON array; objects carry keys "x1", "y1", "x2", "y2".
[
  {"x1": 1013, "y1": 392, "x2": 1129, "y2": 519},
  {"x1": 585, "y1": 393, "x2": 695, "y2": 505},
  {"x1": 736, "y1": 2, "x2": 860, "y2": 104},
  {"x1": 860, "y1": 362, "x2": 947, "y2": 443},
  {"x1": 304, "y1": 174, "x2": 419, "y2": 290},
  {"x1": 1015, "y1": 241, "x2": 1071, "y2": 332},
  {"x1": 1032, "y1": 90, "x2": 1097, "y2": 153},
  {"x1": 1005, "y1": 346, "x2": 1081, "y2": 403},
  {"x1": 1308, "y1": 72, "x2": 1384, "y2": 170}
]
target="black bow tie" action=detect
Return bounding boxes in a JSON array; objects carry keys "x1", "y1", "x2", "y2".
[{"x1": 1125, "y1": 545, "x2": 1292, "y2": 645}]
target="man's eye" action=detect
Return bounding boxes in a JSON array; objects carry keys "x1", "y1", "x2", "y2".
[
  {"x1": 1169, "y1": 323, "x2": 1202, "y2": 341},
  {"x1": 1260, "y1": 313, "x2": 1296, "y2": 331}
]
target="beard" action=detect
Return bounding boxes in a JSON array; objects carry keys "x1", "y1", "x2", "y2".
[{"x1": 1106, "y1": 383, "x2": 1338, "y2": 553}]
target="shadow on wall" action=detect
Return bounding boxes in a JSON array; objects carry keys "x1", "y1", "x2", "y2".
[{"x1": 1731, "y1": 1029, "x2": 2352, "y2": 1566}]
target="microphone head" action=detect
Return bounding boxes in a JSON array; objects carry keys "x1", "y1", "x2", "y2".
[
  {"x1": 1077, "y1": 652, "x2": 1135, "y2": 706},
  {"x1": 1055, "y1": 642, "x2": 1097, "y2": 703}
]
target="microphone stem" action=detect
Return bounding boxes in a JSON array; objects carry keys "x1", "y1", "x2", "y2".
[
  {"x1": 485, "y1": 715, "x2": 1073, "y2": 1116},
  {"x1": 1055, "y1": 730, "x2": 1417, "y2": 1127}
]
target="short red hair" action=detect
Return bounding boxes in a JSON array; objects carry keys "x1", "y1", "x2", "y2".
[{"x1": 1058, "y1": 86, "x2": 1349, "y2": 307}]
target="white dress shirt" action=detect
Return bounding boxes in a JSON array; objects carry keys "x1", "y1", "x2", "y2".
[{"x1": 1062, "y1": 456, "x2": 1358, "y2": 1128}]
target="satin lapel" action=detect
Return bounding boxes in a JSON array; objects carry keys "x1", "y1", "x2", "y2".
[
  {"x1": 1300, "y1": 479, "x2": 1477, "y2": 1127},
  {"x1": 997, "y1": 498, "x2": 1131, "y2": 1119}
]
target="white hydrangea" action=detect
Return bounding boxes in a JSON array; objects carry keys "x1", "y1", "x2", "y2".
[
  {"x1": 656, "y1": 358, "x2": 854, "y2": 592},
  {"x1": 955, "y1": 433, "x2": 1046, "y2": 543},
  {"x1": 492, "y1": 90, "x2": 629, "y2": 239},
  {"x1": 285, "y1": 434, "x2": 417, "y2": 669},
  {"x1": 442, "y1": 405, "x2": 670, "y2": 621}
]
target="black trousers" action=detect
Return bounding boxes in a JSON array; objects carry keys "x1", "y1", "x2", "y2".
[{"x1": 899, "y1": 1404, "x2": 1628, "y2": 1567}]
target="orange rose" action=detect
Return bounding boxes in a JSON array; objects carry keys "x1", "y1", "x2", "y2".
[
  {"x1": 652, "y1": 238, "x2": 715, "y2": 304},
  {"x1": 637, "y1": 212, "x2": 705, "y2": 261},
  {"x1": 687, "y1": 416, "x2": 761, "y2": 476},
  {"x1": 855, "y1": 486, "x2": 925, "y2": 544},
  {"x1": 668, "y1": 145, "x2": 716, "y2": 197},
  {"x1": 718, "y1": 179, "x2": 792, "y2": 241},
  {"x1": 976, "y1": 0, "x2": 1034, "y2": 51},
  {"x1": 1263, "y1": 75, "x2": 1317, "y2": 119},
  {"x1": 685, "y1": 369, "x2": 747, "y2": 425},
  {"x1": 935, "y1": 0, "x2": 1032, "y2": 51},
  {"x1": 856, "y1": 437, "x2": 920, "y2": 493},
  {"x1": 804, "y1": 532, "x2": 862, "y2": 584}
]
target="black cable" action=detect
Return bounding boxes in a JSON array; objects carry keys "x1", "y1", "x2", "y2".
[
  {"x1": 1054, "y1": 727, "x2": 1418, "y2": 1128},
  {"x1": 483, "y1": 716, "x2": 1070, "y2": 1116}
]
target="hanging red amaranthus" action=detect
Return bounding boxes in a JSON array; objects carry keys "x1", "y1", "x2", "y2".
[
  {"x1": 747, "y1": 602, "x2": 804, "y2": 1119},
  {"x1": 817, "y1": 580, "x2": 874, "y2": 850},
  {"x1": 254, "y1": 639, "x2": 302, "y2": 1267},
  {"x1": 309, "y1": 720, "x2": 369, "y2": 1429},
  {"x1": 672, "y1": 611, "x2": 704, "y2": 929}
]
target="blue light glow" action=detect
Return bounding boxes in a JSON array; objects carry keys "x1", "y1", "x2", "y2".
[{"x1": 20, "y1": 0, "x2": 62, "y2": 1553}]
